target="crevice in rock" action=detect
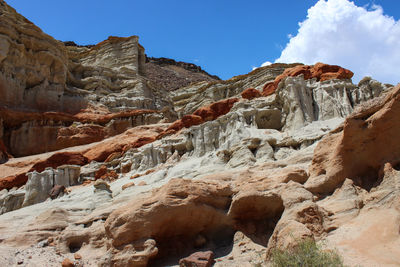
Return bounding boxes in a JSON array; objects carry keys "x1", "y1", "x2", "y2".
[
  {"x1": 149, "y1": 225, "x2": 235, "y2": 267},
  {"x1": 68, "y1": 241, "x2": 83, "y2": 253},
  {"x1": 353, "y1": 165, "x2": 381, "y2": 192}
]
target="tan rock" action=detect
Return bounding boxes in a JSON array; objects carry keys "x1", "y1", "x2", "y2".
[
  {"x1": 308, "y1": 85, "x2": 400, "y2": 194},
  {"x1": 121, "y1": 182, "x2": 135, "y2": 190}
]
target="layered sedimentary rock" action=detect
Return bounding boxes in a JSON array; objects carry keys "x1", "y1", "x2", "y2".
[
  {"x1": 0, "y1": 1, "x2": 399, "y2": 266},
  {"x1": 0, "y1": 1, "x2": 218, "y2": 158}
]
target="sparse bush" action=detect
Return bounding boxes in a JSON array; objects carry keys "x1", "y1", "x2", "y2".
[{"x1": 270, "y1": 238, "x2": 344, "y2": 267}]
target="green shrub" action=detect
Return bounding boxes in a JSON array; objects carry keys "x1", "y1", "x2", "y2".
[{"x1": 270, "y1": 238, "x2": 344, "y2": 267}]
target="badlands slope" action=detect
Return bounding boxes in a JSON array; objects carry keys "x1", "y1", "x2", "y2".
[{"x1": 0, "y1": 1, "x2": 400, "y2": 266}]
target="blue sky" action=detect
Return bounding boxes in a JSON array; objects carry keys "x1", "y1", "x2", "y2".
[{"x1": 6, "y1": 0, "x2": 400, "y2": 83}]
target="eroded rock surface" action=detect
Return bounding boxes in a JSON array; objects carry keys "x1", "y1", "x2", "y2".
[{"x1": 0, "y1": 1, "x2": 399, "y2": 266}]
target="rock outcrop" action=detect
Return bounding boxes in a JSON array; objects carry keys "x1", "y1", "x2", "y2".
[
  {"x1": 262, "y1": 62, "x2": 354, "y2": 96},
  {"x1": 307, "y1": 84, "x2": 400, "y2": 194},
  {"x1": 0, "y1": 1, "x2": 399, "y2": 266},
  {"x1": 0, "y1": 1, "x2": 217, "y2": 159}
]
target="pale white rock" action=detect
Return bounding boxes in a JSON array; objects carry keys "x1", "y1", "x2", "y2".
[
  {"x1": 22, "y1": 168, "x2": 55, "y2": 207},
  {"x1": 0, "y1": 188, "x2": 25, "y2": 215},
  {"x1": 55, "y1": 165, "x2": 80, "y2": 187},
  {"x1": 277, "y1": 76, "x2": 355, "y2": 131},
  {"x1": 277, "y1": 76, "x2": 315, "y2": 131},
  {"x1": 352, "y1": 76, "x2": 390, "y2": 105}
]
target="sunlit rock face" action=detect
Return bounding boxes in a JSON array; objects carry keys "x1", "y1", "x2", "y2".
[{"x1": 0, "y1": 1, "x2": 399, "y2": 266}]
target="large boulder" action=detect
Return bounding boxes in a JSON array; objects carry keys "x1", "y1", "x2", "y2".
[{"x1": 307, "y1": 85, "x2": 400, "y2": 194}]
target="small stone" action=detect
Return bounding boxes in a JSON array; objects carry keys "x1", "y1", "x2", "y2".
[
  {"x1": 74, "y1": 253, "x2": 82, "y2": 260},
  {"x1": 138, "y1": 181, "x2": 147, "y2": 186},
  {"x1": 179, "y1": 251, "x2": 215, "y2": 267},
  {"x1": 61, "y1": 258, "x2": 74, "y2": 267},
  {"x1": 37, "y1": 239, "x2": 48, "y2": 248},
  {"x1": 122, "y1": 182, "x2": 135, "y2": 190},
  {"x1": 130, "y1": 174, "x2": 141, "y2": 179},
  {"x1": 17, "y1": 260, "x2": 23, "y2": 265}
]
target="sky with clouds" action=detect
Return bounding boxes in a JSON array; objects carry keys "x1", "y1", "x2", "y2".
[
  {"x1": 6, "y1": 0, "x2": 400, "y2": 84},
  {"x1": 272, "y1": 0, "x2": 400, "y2": 84}
]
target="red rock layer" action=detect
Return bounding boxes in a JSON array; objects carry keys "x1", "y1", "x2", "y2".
[
  {"x1": 262, "y1": 63, "x2": 354, "y2": 96},
  {"x1": 0, "y1": 108, "x2": 157, "y2": 127},
  {"x1": 0, "y1": 125, "x2": 164, "y2": 190},
  {"x1": 241, "y1": 88, "x2": 262, "y2": 100},
  {"x1": 0, "y1": 152, "x2": 88, "y2": 190},
  {"x1": 162, "y1": 98, "x2": 240, "y2": 135}
]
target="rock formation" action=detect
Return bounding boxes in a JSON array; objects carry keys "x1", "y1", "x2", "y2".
[{"x1": 0, "y1": 1, "x2": 399, "y2": 266}]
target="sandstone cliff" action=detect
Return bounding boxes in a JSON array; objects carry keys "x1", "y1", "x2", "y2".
[{"x1": 0, "y1": 1, "x2": 399, "y2": 267}]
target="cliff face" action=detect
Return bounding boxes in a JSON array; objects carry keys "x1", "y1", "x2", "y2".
[
  {"x1": 0, "y1": 1, "x2": 399, "y2": 267},
  {"x1": 0, "y1": 1, "x2": 220, "y2": 158}
]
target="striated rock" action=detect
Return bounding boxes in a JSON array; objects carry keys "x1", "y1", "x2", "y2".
[
  {"x1": 1, "y1": 2, "x2": 399, "y2": 266},
  {"x1": 179, "y1": 251, "x2": 215, "y2": 267},
  {"x1": 0, "y1": 187, "x2": 25, "y2": 214},
  {"x1": 171, "y1": 63, "x2": 301, "y2": 116},
  {"x1": 0, "y1": 124, "x2": 165, "y2": 190},
  {"x1": 307, "y1": 85, "x2": 400, "y2": 194},
  {"x1": 277, "y1": 76, "x2": 356, "y2": 130}
]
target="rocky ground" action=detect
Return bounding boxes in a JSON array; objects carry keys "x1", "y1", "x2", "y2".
[{"x1": 0, "y1": 1, "x2": 399, "y2": 266}]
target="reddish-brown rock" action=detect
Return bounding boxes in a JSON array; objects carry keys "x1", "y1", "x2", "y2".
[
  {"x1": 194, "y1": 98, "x2": 239, "y2": 122},
  {"x1": 179, "y1": 251, "x2": 215, "y2": 267},
  {"x1": 0, "y1": 125, "x2": 165, "y2": 190},
  {"x1": 95, "y1": 166, "x2": 108, "y2": 180},
  {"x1": 84, "y1": 127, "x2": 162, "y2": 162},
  {"x1": 164, "y1": 98, "x2": 239, "y2": 134},
  {"x1": 104, "y1": 152, "x2": 122, "y2": 163},
  {"x1": 31, "y1": 152, "x2": 88, "y2": 173},
  {"x1": 262, "y1": 63, "x2": 353, "y2": 96},
  {"x1": 181, "y1": 115, "x2": 204, "y2": 128},
  {"x1": 122, "y1": 182, "x2": 135, "y2": 190},
  {"x1": 95, "y1": 166, "x2": 119, "y2": 181},
  {"x1": 241, "y1": 88, "x2": 262, "y2": 100},
  {"x1": 0, "y1": 173, "x2": 28, "y2": 191},
  {"x1": 311, "y1": 62, "x2": 354, "y2": 81},
  {"x1": 0, "y1": 107, "x2": 159, "y2": 157},
  {"x1": 61, "y1": 258, "x2": 74, "y2": 267}
]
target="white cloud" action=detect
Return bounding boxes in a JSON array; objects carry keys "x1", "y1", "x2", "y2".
[
  {"x1": 261, "y1": 61, "x2": 272, "y2": 67},
  {"x1": 273, "y1": 0, "x2": 400, "y2": 84},
  {"x1": 252, "y1": 61, "x2": 272, "y2": 71}
]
